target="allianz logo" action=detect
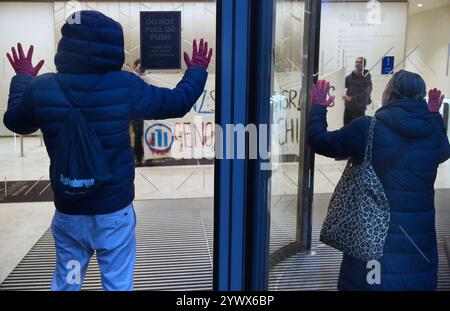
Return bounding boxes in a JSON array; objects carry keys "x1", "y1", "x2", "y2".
[{"x1": 145, "y1": 123, "x2": 174, "y2": 152}]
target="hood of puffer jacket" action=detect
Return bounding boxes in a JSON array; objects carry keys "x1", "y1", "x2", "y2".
[
  {"x1": 375, "y1": 98, "x2": 437, "y2": 139},
  {"x1": 55, "y1": 10, "x2": 124, "y2": 74}
]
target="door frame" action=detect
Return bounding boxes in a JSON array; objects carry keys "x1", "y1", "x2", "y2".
[
  {"x1": 213, "y1": 0, "x2": 322, "y2": 290},
  {"x1": 266, "y1": 0, "x2": 323, "y2": 270}
]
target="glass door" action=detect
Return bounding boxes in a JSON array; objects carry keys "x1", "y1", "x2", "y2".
[
  {"x1": 212, "y1": 0, "x2": 320, "y2": 291},
  {"x1": 268, "y1": 0, "x2": 305, "y2": 260},
  {"x1": 268, "y1": 0, "x2": 320, "y2": 268}
]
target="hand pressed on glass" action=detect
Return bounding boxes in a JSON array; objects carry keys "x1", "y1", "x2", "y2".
[
  {"x1": 427, "y1": 88, "x2": 445, "y2": 113},
  {"x1": 311, "y1": 80, "x2": 335, "y2": 108},
  {"x1": 183, "y1": 38, "x2": 213, "y2": 70},
  {"x1": 6, "y1": 43, "x2": 44, "y2": 77}
]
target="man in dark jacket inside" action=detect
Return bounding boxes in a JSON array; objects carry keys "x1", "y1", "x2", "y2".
[
  {"x1": 4, "y1": 10, "x2": 212, "y2": 291},
  {"x1": 343, "y1": 57, "x2": 373, "y2": 125},
  {"x1": 131, "y1": 58, "x2": 145, "y2": 166}
]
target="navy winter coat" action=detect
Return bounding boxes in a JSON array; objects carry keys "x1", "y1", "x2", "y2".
[
  {"x1": 3, "y1": 11, "x2": 207, "y2": 215},
  {"x1": 308, "y1": 99, "x2": 450, "y2": 291}
]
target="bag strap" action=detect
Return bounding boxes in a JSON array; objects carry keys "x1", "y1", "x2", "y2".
[
  {"x1": 362, "y1": 116, "x2": 412, "y2": 176},
  {"x1": 378, "y1": 138, "x2": 412, "y2": 177},
  {"x1": 363, "y1": 117, "x2": 376, "y2": 165}
]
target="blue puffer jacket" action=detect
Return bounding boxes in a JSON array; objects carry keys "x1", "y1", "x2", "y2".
[
  {"x1": 308, "y1": 99, "x2": 450, "y2": 291},
  {"x1": 3, "y1": 11, "x2": 208, "y2": 215}
]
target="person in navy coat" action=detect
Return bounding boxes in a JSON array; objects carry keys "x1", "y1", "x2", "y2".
[
  {"x1": 309, "y1": 71, "x2": 450, "y2": 290},
  {"x1": 4, "y1": 10, "x2": 212, "y2": 290}
]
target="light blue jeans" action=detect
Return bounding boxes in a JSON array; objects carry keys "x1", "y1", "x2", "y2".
[{"x1": 50, "y1": 203, "x2": 136, "y2": 291}]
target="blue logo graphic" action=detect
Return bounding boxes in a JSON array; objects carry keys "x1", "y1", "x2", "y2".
[
  {"x1": 145, "y1": 123, "x2": 174, "y2": 153},
  {"x1": 381, "y1": 56, "x2": 395, "y2": 75}
]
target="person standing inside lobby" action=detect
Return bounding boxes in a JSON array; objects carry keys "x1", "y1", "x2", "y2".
[
  {"x1": 131, "y1": 58, "x2": 145, "y2": 166},
  {"x1": 343, "y1": 57, "x2": 373, "y2": 125}
]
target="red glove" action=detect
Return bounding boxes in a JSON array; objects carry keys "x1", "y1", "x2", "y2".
[
  {"x1": 184, "y1": 38, "x2": 213, "y2": 70},
  {"x1": 6, "y1": 43, "x2": 44, "y2": 77},
  {"x1": 311, "y1": 80, "x2": 335, "y2": 107},
  {"x1": 428, "y1": 88, "x2": 445, "y2": 113}
]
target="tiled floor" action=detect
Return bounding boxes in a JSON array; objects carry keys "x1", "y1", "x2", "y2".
[
  {"x1": 1, "y1": 199, "x2": 215, "y2": 291},
  {"x1": 0, "y1": 202, "x2": 54, "y2": 283},
  {"x1": 268, "y1": 191, "x2": 450, "y2": 291}
]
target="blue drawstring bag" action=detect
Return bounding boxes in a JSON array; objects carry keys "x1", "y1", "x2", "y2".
[{"x1": 51, "y1": 75, "x2": 111, "y2": 201}]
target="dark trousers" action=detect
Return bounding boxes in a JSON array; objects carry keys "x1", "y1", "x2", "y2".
[
  {"x1": 344, "y1": 107, "x2": 366, "y2": 126},
  {"x1": 132, "y1": 119, "x2": 144, "y2": 161}
]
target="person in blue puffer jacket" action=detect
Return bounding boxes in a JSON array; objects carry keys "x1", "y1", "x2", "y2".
[
  {"x1": 3, "y1": 10, "x2": 212, "y2": 291},
  {"x1": 308, "y1": 71, "x2": 450, "y2": 291}
]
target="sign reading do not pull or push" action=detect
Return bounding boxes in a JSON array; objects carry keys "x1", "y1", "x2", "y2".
[{"x1": 140, "y1": 11, "x2": 181, "y2": 70}]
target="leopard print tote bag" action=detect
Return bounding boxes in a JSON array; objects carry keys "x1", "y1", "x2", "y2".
[{"x1": 319, "y1": 117, "x2": 390, "y2": 261}]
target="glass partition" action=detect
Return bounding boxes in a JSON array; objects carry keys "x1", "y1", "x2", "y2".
[{"x1": 269, "y1": 0, "x2": 305, "y2": 257}]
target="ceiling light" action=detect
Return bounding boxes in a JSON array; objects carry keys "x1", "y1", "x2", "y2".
[{"x1": 417, "y1": 3, "x2": 423, "y2": 7}]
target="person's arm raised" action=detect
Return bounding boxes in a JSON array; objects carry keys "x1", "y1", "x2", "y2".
[
  {"x1": 308, "y1": 80, "x2": 367, "y2": 159},
  {"x1": 428, "y1": 88, "x2": 450, "y2": 163},
  {"x1": 3, "y1": 43, "x2": 44, "y2": 134},
  {"x1": 130, "y1": 38, "x2": 213, "y2": 120}
]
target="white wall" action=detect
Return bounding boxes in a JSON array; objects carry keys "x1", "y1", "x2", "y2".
[
  {"x1": 53, "y1": 1, "x2": 217, "y2": 73},
  {"x1": 319, "y1": 2, "x2": 408, "y2": 116},
  {"x1": 405, "y1": 4, "x2": 450, "y2": 96},
  {"x1": 0, "y1": 2, "x2": 56, "y2": 136}
]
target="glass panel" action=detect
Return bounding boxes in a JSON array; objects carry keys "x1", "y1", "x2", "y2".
[
  {"x1": 315, "y1": 1, "x2": 411, "y2": 238},
  {"x1": 0, "y1": 1, "x2": 216, "y2": 291},
  {"x1": 269, "y1": 0, "x2": 306, "y2": 256}
]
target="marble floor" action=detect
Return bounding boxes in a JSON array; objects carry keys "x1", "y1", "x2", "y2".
[
  {"x1": 2, "y1": 136, "x2": 450, "y2": 196},
  {"x1": 0, "y1": 136, "x2": 449, "y2": 284},
  {"x1": 3, "y1": 192, "x2": 449, "y2": 291}
]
